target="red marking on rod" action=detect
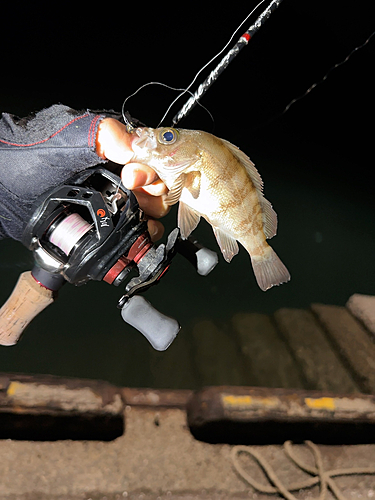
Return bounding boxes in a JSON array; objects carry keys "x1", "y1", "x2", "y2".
[
  {"x1": 241, "y1": 33, "x2": 251, "y2": 42},
  {"x1": 157, "y1": 265, "x2": 170, "y2": 281}
]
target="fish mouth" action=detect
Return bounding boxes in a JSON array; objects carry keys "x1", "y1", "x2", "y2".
[{"x1": 132, "y1": 127, "x2": 157, "y2": 153}]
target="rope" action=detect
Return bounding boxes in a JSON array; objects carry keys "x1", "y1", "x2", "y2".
[{"x1": 231, "y1": 441, "x2": 375, "y2": 500}]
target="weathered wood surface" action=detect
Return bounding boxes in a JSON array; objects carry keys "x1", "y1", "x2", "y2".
[
  {"x1": 232, "y1": 312, "x2": 304, "y2": 389},
  {"x1": 274, "y1": 308, "x2": 360, "y2": 393},
  {"x1": 311, "y1": 303, "x2": 375, "y2": 394},
  {"x1": 1, "y1": 295, "x2": 374, "y2": 442},
  {"x1": 0, "y1": 372, "x2": 124, "y2": 414},
  {"x1": 143, "y1": 297, "x2": 375, "y2": 394},
  {"x1": 347, "y1": 293, "x2": 375, "y2": 335},
  {"x1": 121, "y1": 387, "x2": 192, "y2": 408},
  {"x1": 191, "y1": 319, "x2": 249, "y2": 387},
  {"x1": 148, "y1": 330, "x2": 198, "y2": 390},
  {"x1": 187, "y1": 385, "x2": 375, "y2": 444},
  {"x1": 164, "y1": 296, "x2": 374, "y2": 394},
  {"x1": 0, "y1": 372, "x2": 124, "y2": 440}
]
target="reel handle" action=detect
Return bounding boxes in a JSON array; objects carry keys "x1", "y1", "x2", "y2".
[
  {"x1": 0, "y1": 271, "x2": 54, "y2": 346},
  {"x1": 121, "y1": 295, "x2": 180, "y2": 351}
]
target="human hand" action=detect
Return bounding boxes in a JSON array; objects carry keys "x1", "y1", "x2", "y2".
[{"x1": 96, "y1": 118, "x2": 168, "y2": 241}]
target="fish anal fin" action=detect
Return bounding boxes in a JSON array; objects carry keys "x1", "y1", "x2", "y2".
[
  {"x1": 251, "y1": 247, "x2": 290, "y2": 291},
  {"x1": 212, "y1": 227, "x2": 239, "y2": 263},
  {"x1": 178, "y1": 201, "x2": 201, "y2": 239}
]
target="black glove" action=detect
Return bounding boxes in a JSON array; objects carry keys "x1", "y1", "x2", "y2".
[{"x1": 0, "y1": 105, "x2": 108, "y2": 240}]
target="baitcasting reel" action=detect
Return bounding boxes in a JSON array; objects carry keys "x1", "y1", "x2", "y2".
[{"x1": 0, "y1": 167, "x2": 218, "y2": 350}]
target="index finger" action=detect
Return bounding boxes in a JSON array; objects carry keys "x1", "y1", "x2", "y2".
[{"x1": 121, "y1": 162, "x2": 160, "y2": 190}]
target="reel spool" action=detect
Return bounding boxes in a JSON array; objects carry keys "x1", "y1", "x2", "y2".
[{"x1": 0, "y1": 167, "x2": 218, "y2": 350}]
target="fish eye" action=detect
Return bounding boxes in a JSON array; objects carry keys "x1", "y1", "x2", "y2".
[{"x1": 158, "y1": 128, "x2": 178, "y2": 145}]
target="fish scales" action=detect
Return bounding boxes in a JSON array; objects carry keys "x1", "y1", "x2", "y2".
[
  {"x1": 131, "y1": 127, "x2": 290, "y2": 291},
  {"x1": 183, "y1": 135, "x2": 258, "y2": 237}
]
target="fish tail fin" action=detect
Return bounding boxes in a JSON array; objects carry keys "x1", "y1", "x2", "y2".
[{"x1": 251, "y1": 247, "x2": 290, "y2": 291}]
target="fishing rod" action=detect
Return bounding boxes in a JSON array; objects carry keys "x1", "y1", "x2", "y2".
[{"x1": 172, "y1": 0, "x2": 284, "y2": 126}]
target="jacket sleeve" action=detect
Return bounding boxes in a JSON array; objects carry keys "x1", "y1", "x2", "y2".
[{"x1": 0, "y1": 104, "x2": 111, "y2": 241}]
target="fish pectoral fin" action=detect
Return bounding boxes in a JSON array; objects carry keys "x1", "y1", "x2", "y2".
[
  {"x1": 212, "y1": 227, "x2": 239, "y2": 263},
  {"x1": 178, "y1": 201, "x2": 201, "y2": 239},
  {"x1": 185, "y1": 171, "x2": 201, "y2": 199},
  {"x1": 164, "y1": 174, "x2": 186, "y2": 206}
]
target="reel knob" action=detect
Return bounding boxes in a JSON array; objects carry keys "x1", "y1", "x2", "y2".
[{"x1": 120, "y1": 295, "x2": 180, "y2": 351}]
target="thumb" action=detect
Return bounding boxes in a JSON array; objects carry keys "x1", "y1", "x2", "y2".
[{"x1": 96, "y1": 118, "x2": 135, "y2": 164}]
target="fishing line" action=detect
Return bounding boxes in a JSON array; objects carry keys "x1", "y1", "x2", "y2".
[
  {"x1": 122, "y1": 1, "x2": 270, "y2": 129},
  {"x1": 251, "y1": 29, "x2": 375, "y2": 131},
  {"x1": 121, "y1": 82, "x2": 213, "y2": 130},
  {"x1": 280, "y1": 29, "x2": 375, "y2": 116},
  {"x1": 49, "y1": 213, "x2": 92, "y2": 256},
  {"x1": 157, "y1": 0, "x2": 268, "y2": 127},
  {"x1": 172, "y1": 0, "x2": 283, "y2": 126}
]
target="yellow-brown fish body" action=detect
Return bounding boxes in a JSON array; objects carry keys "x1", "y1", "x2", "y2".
[{"x1": 131, "y1": 126, "x2": 290, "y2": 291}]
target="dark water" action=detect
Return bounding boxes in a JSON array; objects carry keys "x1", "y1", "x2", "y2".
[{"x1": 1, "y1": 126, "x2": 374, "y2": 388}]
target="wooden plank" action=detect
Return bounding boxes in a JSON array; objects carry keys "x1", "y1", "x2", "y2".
[
  {"x1": 148, "y1": 330, "x2": 199, "y2": 390},
  {"x1": 231, "y1": 312, "x2": 305, "y2": 389},
  {"x1": 186, "y1": 385, "x2": 375, "y2": 444},
  {"x1": 346, "y1": 294, "x2": 375, "y2": 336},
  {"x1": 274, "y1": 308, "x2": 359, "y2": 393},
  {"x1": 0, "y1": 372, "x2": 124, "y2": 440},
  {"x1": 191, "y1": 320, "x2": 249, "y2": 387},
  {"x1": 311, "y1": 304, "x2": 375, "y2": 394},
  {"x1": 121, "y1": 387, "x2": 192, "y2": 408}
]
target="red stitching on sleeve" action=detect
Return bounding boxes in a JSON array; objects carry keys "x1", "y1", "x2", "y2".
[
  {"x1": 0, "y1": 113, "x2": 90, "y2": 147},
  {"x1": 88, "y1": 117, "x2": 94, "y2": 148},
  {"x1": 88, "y1": 114, "x2": 102, "y2": 148}
]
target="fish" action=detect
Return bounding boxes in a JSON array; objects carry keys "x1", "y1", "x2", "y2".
[{"x1": 130, "y1": 126, "x2": 290, "y2": 291}]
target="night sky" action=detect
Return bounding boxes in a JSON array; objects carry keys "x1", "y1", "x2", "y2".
[{"x1": 1, "y1": 1, "x2": 373, "y2": 165}]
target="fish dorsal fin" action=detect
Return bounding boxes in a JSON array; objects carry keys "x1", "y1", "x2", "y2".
[
  {"x1": 212, "y1": 226, "x2": 239, "y2": 263},
  {"x1": 259, "y1": 197, "x2": 277, "y2": 239},
  {"x1": 220, "y1": 138, "x2": 263, "y2": 191},
  {"x1": 178, "y1": 201, "x2": 201, "y2": 239},
  {"x1": 220, "y1": 137, "x2": 278, "y2": 239}
]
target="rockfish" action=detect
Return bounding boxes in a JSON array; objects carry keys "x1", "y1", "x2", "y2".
[{"x1": 131, "y1": 126, "x2": 290, "y2": 291}]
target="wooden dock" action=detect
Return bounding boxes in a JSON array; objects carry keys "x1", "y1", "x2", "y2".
[
  {"x1": 1, "y1": 293, "x2": 375, "y2": 498},
  {"x1": 150, "y1": 293, "x2": 375, "y2": 395}
]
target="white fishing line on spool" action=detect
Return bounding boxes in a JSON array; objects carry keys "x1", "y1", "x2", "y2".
[{"x1": 49, "y1": 213, "x2": 92, "y2": 255}]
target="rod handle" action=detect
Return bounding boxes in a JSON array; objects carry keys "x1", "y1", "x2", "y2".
[{"x1": 0, "y1": 271, "x2": 54, "y2": 346}]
